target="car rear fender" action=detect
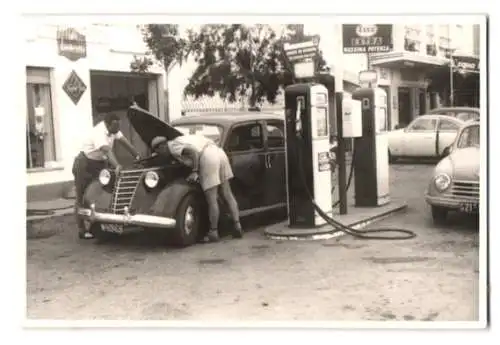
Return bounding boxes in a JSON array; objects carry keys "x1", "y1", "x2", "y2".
[{"x1": 150, "y1": 179, "x2": 203, "y2": 218}]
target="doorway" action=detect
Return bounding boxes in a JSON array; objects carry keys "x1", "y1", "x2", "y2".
[
  {"x1": 418, "y1": 88, "x2": 427, "y2": 115},
  {"x1": 398, "y1": 87, "x2": 412, "y2": 127},
  {"x1": 90, "y1": 71, "x2": 160, "y2": 165}
]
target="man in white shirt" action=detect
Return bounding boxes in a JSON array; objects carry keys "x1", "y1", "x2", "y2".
[
  {"x1": 151, "y1": 135, "x2": 243, "y2": 242},
  {"x1": 72, "y1": 112, "x2": 141, "y2": 239}
]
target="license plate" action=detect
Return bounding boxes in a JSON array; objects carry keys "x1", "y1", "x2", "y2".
[
  {"x1": 459, "y1": 202, "x2": 479, "y2": 213},
  {"x1": 101, "y1": 224, "x2": 124, "y2": 234}
]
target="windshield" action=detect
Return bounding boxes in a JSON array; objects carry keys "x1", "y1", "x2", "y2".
[
  {"x1": 457, "y1": 125, "x2": 480, "y2": 149},
  {"x1": 173, "y1": 124, "x2": 223, "y2": 145}
]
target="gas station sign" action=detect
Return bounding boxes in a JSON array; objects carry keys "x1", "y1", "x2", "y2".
[{"x1": 342, "y1": 24, "x2": 393, "y2": 54}]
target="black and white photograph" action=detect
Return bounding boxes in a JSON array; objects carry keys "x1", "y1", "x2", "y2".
[{"x1": 11, "y1": 3, "x2": 492, "y2": 341}]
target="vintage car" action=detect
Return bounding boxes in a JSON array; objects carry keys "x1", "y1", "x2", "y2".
[
  {"x1": 76, "y1": 105, "x2": 287, "y2": 246},
  {"x1": 424, "y1": 120, "x2": 480, "y2": 225},
  {"x1": 387, "y1": 114, "x2": 465, "y2": 162},
  {"x1": 428, "y1": 106, "x2": 480, "y2": 122}
]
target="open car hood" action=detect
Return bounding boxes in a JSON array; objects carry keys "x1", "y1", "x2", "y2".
[{"x1": 127, "y1": 104, "x2": 183, "y2": 148}]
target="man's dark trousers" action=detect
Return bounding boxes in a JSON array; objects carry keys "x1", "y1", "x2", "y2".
[{"x1": 72, "y1": 152, "x2": 106, "y2": 233}]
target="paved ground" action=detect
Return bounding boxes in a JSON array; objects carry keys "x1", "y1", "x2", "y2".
[{"x1": 26, "y1": 163, "x2": 480, "y2": 321}]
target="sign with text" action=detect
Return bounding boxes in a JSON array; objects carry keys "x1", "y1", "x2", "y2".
[
  {"x1": 342, "y1": 24, "x2": 393, "y2": 54},
  {"x1": 284, "y1": 35, "x2": 320, "y2": 62},
  {"x1": 452, "y1": 55, "x2": 479, "y2": 74},
  {"x1": 57, "y1": 27, "x2": 87, "y2": 62}
]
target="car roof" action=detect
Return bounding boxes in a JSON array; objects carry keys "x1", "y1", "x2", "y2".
[
  {"x1": 171, "y1": 111, "x2": 284, "y2": 127},
  {"x1": 428, "y1": 107, "x2": 480, "y2": 114},
  {"x1": 415, "y1": 114, "x2": 465, "y2": 122}
]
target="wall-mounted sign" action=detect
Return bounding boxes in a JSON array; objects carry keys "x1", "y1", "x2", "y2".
[
  {"x1": 62, "y1": 70, "x2": 87, "y2": 105},
  {"x1": 452, "y1": 55, "x2": 479, "y2": 74},
  {"x1": 57, "y1": 27, "x2": 87, "y2": 62},
  {"x1": 342, "y1": 24, "x2": 393, "y2": 54}
]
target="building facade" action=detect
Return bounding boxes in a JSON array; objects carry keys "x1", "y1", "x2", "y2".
[
  {"x1": 307, "y1": 23, "x2": 480, "y2": 129},
  {"x1": 25, "y1": 23, "x2": 166, "y2": 201}
]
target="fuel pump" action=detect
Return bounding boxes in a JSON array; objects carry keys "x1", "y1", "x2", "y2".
[
  {"x1": 283, "y1": 83, "x2": 416, "y2": 240},
  {"x1": 284, "y1": 83, "x2": 332, "y2": 228},
  {"x1": 352, "y1": 87, "x2": 390, "y2": 207}
]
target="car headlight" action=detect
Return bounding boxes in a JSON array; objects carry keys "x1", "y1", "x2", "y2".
[
  {"x1": 99, "y1": 169, "x2": 112, "y2": 186},
  {"x1": 434, "y1": 173, "x2": 451, "y2": 192},
  {"x1": 144, "y1": 171, "x2": 160, "y2": 188}
]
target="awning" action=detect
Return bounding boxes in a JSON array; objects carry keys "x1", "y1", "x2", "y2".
[{"x1": 369, "y1": 52, "x2": 448, "y2": 70}]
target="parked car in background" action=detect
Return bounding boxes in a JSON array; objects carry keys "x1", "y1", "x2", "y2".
[
  {"x1": 387, "y1": 114, "x2": 465, "y2": 162},
  {"x1": 76, "y1": 105, "x2": 287, "y2": 247},
  {"x1": 428, "y1": 106, "x2": 480, "y2": 122},
  {"x1": 424, "y1": 120, "x2": 480, "y2": 224}
]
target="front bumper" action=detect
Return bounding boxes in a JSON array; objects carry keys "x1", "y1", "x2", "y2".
[
  {"x1": 425, "y1": 194, "x2": 479, "y2": 210},
  {"x1": 77, "y1": 204, "x2": 176, "y2": 228}
]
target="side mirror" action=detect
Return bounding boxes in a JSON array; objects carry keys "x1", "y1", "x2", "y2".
[
  {"x1": 442, "y1": 145, "x2": 451, "y2": 157},
  {"x1": 394, "y1": 124, "x2": 404, "y2": 130}
]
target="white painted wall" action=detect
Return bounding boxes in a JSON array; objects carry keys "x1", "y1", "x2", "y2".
[{"x1": 25, "y1": 24, "x2": 165, "y2": 187}]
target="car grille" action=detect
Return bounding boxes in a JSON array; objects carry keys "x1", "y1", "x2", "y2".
[
  {"x1": 450, "y1": 180, "x2": 480, "y2": 200},
  {"x1": 110, "y1": 169, "x2": 144, "y2": 214}
]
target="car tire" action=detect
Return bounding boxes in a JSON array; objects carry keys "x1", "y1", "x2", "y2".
[
  {"x1": 170, "y1": 193, "x2": 201, "y2": 247},
  {"x1": 388, "y1": 150, "x2": 396, "y2": 164},
  {"x1": 431, "y1": 206, "x2": 448, "y2": 225}
]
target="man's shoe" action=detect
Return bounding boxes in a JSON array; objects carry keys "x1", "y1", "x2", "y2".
[
  {"x1": 232, "y1": 222, "x2": 244, "y2": 239},
  {"x1": 205, "y1": 229, "x2": 219, "y2": 243},
  {"x1": 78, "y1": 231, "x2": 94, "y2": 240}
]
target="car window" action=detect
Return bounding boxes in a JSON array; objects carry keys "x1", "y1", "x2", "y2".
[
  {"x1": 457, "y1": 125, "x2": 480, "y2": 149},
  {"x1": 456, "y1": 112, "x2": 479, "y2": 122},
  {"x1": 266, "y1": 121, "x2": 285, "y2": 149},
  {"x1": 408, "y1": 118, "x2": 437, "y2": 131},
  {"x1": 173, "y1": 124, "x2": 223, "y2": 145},
  {"x1": 438, "y1": 119, "x2": 460, "y2": 131},
  {"x1": 227, "y1": 123, "x2": 264, "y2": 152}
]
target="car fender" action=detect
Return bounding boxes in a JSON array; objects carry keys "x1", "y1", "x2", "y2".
[
  {"x1": 83, "y1": 181, "x2": 113, "y2": 208},
  {"x1": 150, "y1": 179, "x2": 203, "y2": 218}
]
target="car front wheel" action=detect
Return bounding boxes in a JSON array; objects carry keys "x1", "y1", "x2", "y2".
[
  {"x1": 170, "y1": 193, "x2": 201, "y2": 247},
  {"x1": 431, "y1": 206, "x2": 448, "y2": 225}
]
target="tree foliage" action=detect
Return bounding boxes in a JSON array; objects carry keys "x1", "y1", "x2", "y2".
[
  {"x1": 134, "y1": 24, "x2": 330, "y2": 106},
  {"x1": 183, "y1": 24, "x2": 292, "y2": 106},
  {"x1": 131, "y1": 24, "x2": 188, "y2": 73}
]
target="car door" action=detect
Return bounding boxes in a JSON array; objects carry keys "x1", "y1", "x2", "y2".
[
  {"x1": 224, "y1": 121, "x2": 267, "y2": 212},
  {"x1": 402, "y1": 117, "x2": 438, "y2": 157},
  {"x1": 436, "y1": 118, "x2": 461, "y2": 156},
  {"x1": 263, "y1": 119, "x2": 287, "y2": 209}
]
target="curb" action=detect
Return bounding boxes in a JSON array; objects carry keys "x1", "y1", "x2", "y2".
[
  {"x1": 264, "y1": 203, "x2": 408, "y2": 241},
  {"x1": 27, "y1": 209, "x2": 74, "y2": 223}
]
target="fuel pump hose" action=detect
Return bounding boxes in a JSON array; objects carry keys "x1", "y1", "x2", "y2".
[
  {"x1": 332, "y1": 145, "x2": 355, "y2": 208},
  {"x1": 294, "y1": 136, "x2": 417, "y2": 240}
]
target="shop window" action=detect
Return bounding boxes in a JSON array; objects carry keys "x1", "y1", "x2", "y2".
[
  {"x1": 26, "y1": 68, "x2": 56, "y2": 169},
  {"x1": 404, "y1": 26, "x2": 421, "y2": 52},
  {"x1": 426, "y1": 43, "x2": 437, "y2": 56}
]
